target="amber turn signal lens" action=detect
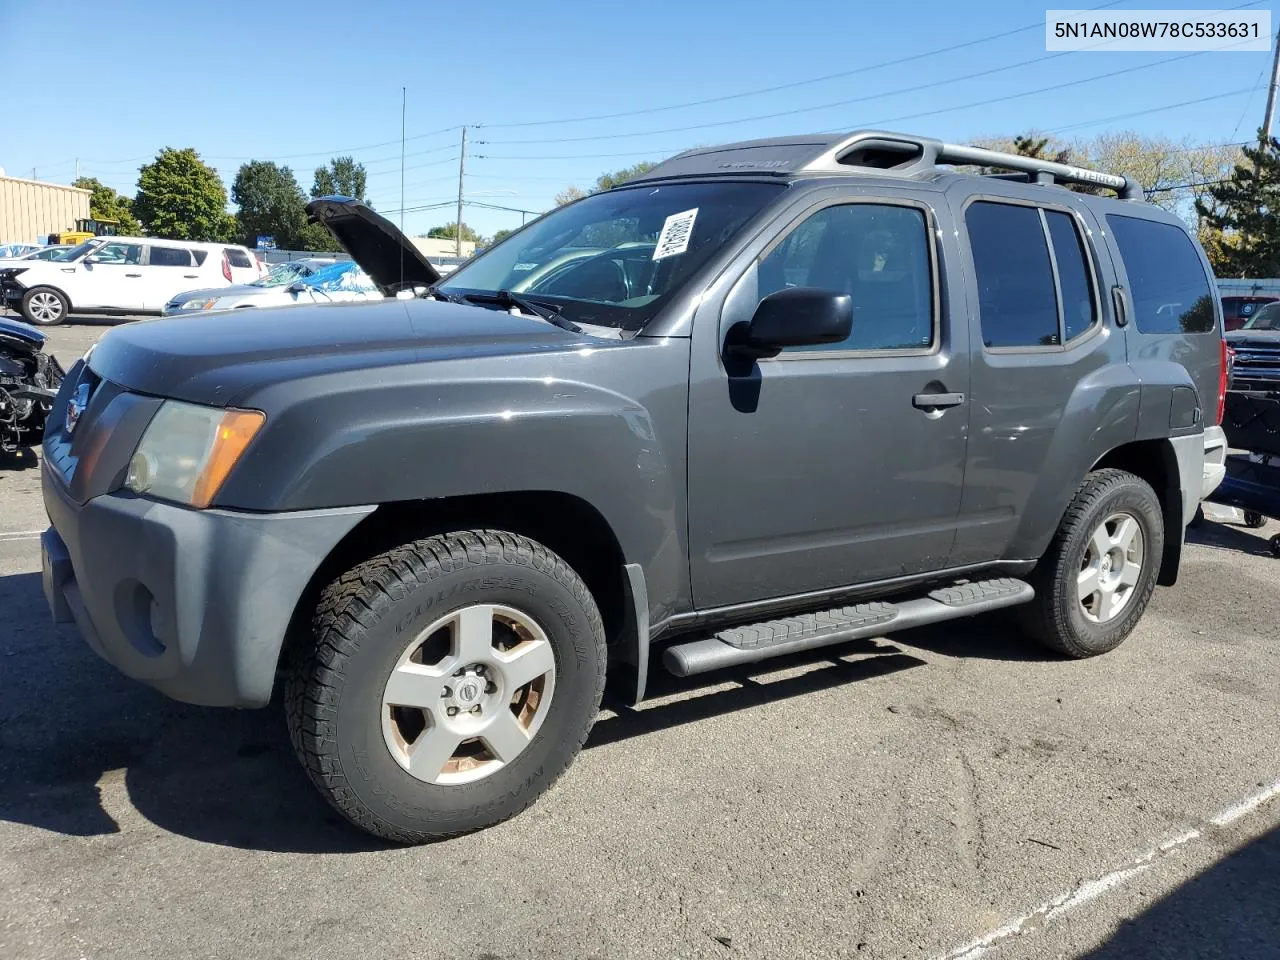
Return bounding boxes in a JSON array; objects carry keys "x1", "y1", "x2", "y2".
[{"x1": 190, "y1": 409, "x2": 265, "y2": 508}]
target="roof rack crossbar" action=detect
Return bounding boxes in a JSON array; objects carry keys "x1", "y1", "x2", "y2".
[{"x1": 802, "y1": 130, "x2": 1143, "y2": 200}]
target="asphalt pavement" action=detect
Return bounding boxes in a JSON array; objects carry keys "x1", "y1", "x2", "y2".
[{"x1": 1, "y1": 322, "x2": 1277, "y2": 960}]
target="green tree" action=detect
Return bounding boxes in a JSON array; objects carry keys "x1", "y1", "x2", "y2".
[
  {"x1": 554, "y1": 185, "x2": 588, "y2": 206},
  {"x1": 312, "y1": 156, "x2": 369, "y2": 202},
  {"x1": 427, "y1": 221, "x2": 482, "y2": 242},
  {"x1": 594, "y1": 162, "x2": 656, "y2": 191},
  {"x1": 231, "y1": 161, "x2": 308, "y2": 249},
  {"x1": 134, "y1": 148, "x2": 235, "y2": 241},
  {"x1": 295, "y1": 221, "x2": 340, "y2": 252},
  {"x1": 488, "y1": 227, "x2": 516, "y2": 246},
  {"x1": 72, "y1": 177, "x2": 141, "y2": 234},
  {"x1": 1196, "y1": 132, "x2": 1280, "y2": 277}
]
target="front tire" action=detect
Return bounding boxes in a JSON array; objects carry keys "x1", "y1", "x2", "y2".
[
  {"x1": 285, "y1": 530, "x2": 606, "y2": 844},
  {"x1": 1021, "y1": 469, "x2": 1164, "y2": 658},
  {"x1": 21, "y1": 286, "x2": 69, "y2": 326}
]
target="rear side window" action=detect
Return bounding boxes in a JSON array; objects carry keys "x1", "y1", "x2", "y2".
[
  {"x1": 1107, "y1": 215, "x2": 1215, "y2": 334},
  {"x1": 192, "y1": 250, "x2": 208, "y2": 266},
  {"x1": 224, "y1": 247, "x2": 253, "y2": 268},
  {"x1": 966, "y1": 202, "x2": 1099, "y2": 348},
  {"x1": 966, "y1": 202, "x2": 1060, "y2": 348},
  {"x1": 149, "y1": 246, "x2": 193, "y2": 267}
]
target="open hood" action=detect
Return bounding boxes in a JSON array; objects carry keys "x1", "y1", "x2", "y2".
[
  {"x1": 0, "y1": 315, "x2": 46, "y2": 350},
  {"x1": 305, "y1": 196, "x2": 440, "y2": 293}
]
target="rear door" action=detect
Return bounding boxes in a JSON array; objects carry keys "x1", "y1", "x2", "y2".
[
  {"x1": 143, "y1": 244, "x2": 204, "y2": 309},
  {"x1": 948, "y1": 191, "x2": 1124, "y2": 565}
]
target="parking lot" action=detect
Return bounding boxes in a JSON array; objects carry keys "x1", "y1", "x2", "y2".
[{"x1": 1, "y1": 322, "x2": 1277, "y2": 960}]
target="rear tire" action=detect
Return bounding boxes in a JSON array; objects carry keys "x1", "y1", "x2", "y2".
[
  {"x1": 1243, "y1": 510, "x2": 1266, "y2": 529},
  {"x1": 1020, "y1": 469, "x2": 1164, "y2": 658},
  {"x1": 284, "y1": 530, "x2": 606, "y2": 844},
  {"x1": 21, "y1": 286, "x2": 69, "y2": 326}
]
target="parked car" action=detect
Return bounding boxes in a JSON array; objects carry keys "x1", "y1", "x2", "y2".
[
  {"x1": 41, "y1": 133, "x2": 1228, "y2": 844},
  {"x1": 163, "y1": 257, "x2": 337, "y2": 314},
  {"x1": 0, "y1": 315, "x2": 63, "y2": 454},
  {"x1": 161, "y1": 260, "x2": 381, "y2": 315},
  {"x1": 0, "y1": 245, "x2": 74, "y2": 269},
  {"x1": 0, "y1": 243, "x2": 42, "y2": 260},
  {"x1": 1221, "y1": 294, "x2": 1279, "y2": 331},
  {"x1": 0, "y1": 237, "x2": 261, "y2": 325}
]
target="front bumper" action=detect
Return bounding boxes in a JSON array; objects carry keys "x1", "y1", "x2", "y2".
[{"x1": 42, "y1": 461, "x2": 373, "y2": 707}]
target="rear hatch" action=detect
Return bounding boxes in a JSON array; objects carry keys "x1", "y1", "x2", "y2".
[{"x1": 305, "y1": 197, "x2": 440, "y2": 295}]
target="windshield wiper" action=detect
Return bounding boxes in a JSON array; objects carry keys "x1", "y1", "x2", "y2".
[{"x1": 456, "y1": 290, "x2": 583, "y2": 334}]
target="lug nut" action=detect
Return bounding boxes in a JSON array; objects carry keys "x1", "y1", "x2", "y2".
[
  {"x1": 446, "y1": 706, "x2": 459, "y2": 717},
  {"x1": 470, "y1": 705, "x2": 482, "y2": 714},
  {"x1": 485, "y1": 682, "x2": 497, "y2": 694},
  {"x1": 441, "y1": 686, "x2": 452, "y2": 698},
  {"x1": 474, "y1": 665, "x2": 486, "y2": 675}
]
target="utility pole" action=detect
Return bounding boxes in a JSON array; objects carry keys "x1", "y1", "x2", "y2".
[
  {"x1": 1264, "y1": 26, "x2": 1280, "y2": 141},
  {"x1": 400, "y1": 87, "x2": 406, "y2": 288},
  {"x1": 75, "y1": 158, "x2": 80, "y2": 180},
  {"x1": 455, "y1": 126, "x2": 467, "y2": 258}
]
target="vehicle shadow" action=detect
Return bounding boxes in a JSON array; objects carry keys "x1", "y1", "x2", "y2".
[
  {"x1": 1187, "y1": 516, "x2": 1278, "y2": 557},
  {"x1": 1081, "y1": 825, "x2": 1280, "y2": 959},
  {"x1": 0, "y1": 447, "x2": 40, "y2": 472},
  {"x1": 0, "y1": 565, "x2": 1045, "y2": 853}
]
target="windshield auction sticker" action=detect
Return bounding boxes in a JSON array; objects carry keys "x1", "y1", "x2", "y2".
[
  {"x1": 1046, "y1": 9, "x2": 1270, "y2": 51},
  {"x1": 653, "y1": 209, "x2": 699, "y2": 260}
]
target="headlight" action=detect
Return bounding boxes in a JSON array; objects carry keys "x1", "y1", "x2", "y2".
[
  {"x1": 124, "y1": 400, "x2": 265, "y2": 508},
  {"x1": 180, "y1": 298, "x2": 218, "y2": 311}
]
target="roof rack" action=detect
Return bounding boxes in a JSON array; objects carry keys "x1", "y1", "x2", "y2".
[
  {"x1": 802, "y1": 130, "x2": 1143, "y2": 200},
  {"x1": 629, "y1": 130, "x2": 1143, "y2": 201}
]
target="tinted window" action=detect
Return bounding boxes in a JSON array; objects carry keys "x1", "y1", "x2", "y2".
[
  {"x1": 966, "y1": 202, "x2": 1059, "y2": 348},
  {"x1": 192, "y1": 250, "x2": 208, "y2": 266},
  {"x1": 758, "y1": 203, "x2": 934, "y2": 351},
  {"x1": 1045, "y1": 211, "x2": 1097, "y2": 341},
  {"x1": 1107, "y1": 215, "x2": 1215, "y2": 334},
  {"x1": 224, "y1": 247, "x2": 253, "y2": 268},
  {"x1": 149, "y1": 246, "x2": 193, "y2": 267},
  {"x1": 1244, "y1": 302, "x2": 1280, "y2": 330}
]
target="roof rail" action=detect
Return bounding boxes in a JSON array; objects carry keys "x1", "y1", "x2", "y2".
[{"x1": 802, "y1": 130, "x2": 1144, "y2": 200}]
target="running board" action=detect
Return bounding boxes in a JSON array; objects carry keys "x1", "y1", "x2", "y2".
[{"x1": 662, "y1": 578, "x2": 1034, "y2": 677}]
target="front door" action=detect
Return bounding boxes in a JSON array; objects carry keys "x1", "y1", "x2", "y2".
[
  {"x1": 74, "y1": 241, "x2": 146, "y2": 309},
  {"x1": 687, "y1": 195, "x2": 970, "y2": 609}
]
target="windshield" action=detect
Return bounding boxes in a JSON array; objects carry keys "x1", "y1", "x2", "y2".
[
  {"x1": 439, "y1": 181, "x2": 785, "y2": 329},
  {"x1": 58, "y1": 238, "x2": 105, "y2": 262},
  {"x1": 1243, "y1": 302, "x2": 1280, "y2": 330},
  {"x1": 252, "y1": 262, "x2": 308, "y2": 287},
  {"x1": 44, "y1": 246, "x2": 76, "y2": 261},
  {"x1": 301, "y1": 261, "x2": 378, "y2": 293}
]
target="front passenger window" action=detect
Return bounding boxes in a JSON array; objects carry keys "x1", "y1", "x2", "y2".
[{"x1": 757, "y1": 203, "x2": 934, "y2": 351}]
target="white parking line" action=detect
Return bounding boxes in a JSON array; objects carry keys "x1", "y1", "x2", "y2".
[
  {"x1": 935, "y1": 777, "x2": 1280, "y2": 959},
  {"x1": 0, "y1": 530, "x2": 43, "y2": 542}
]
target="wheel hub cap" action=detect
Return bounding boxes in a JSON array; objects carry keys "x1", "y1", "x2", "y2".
[
  {"x1": 1077, "y1": 511, "x2": 1145, "y2": 624},
  {"x1": 380, "y1": 604, "x2": 557, "y2": 785}
]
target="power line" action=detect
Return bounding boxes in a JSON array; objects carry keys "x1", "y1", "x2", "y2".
[
  {"x1": 1047, "y1": 87, "x2": 1258, "y2": 134},
  {"x1": 478, "y1": 0, "x2": 1129, "y2": 130}
]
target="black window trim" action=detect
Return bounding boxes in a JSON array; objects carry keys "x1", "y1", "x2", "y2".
[
  {"x1": 961, "y1": 193, "x2": 1104, "y2": 355},
  {"x1": 747, "y1": 194, "x2": 942, "y2": 362}
]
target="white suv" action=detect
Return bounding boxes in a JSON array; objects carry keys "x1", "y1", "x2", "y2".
[{"x1": 0, "y1": 237, "x2": 262, "y2": 325}]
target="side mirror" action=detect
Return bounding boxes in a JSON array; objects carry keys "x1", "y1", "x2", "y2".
[
  {"x1": 287, "y1": 280, "x2": 307, "y2": 293},
  {"x1": 728, "y1": 287, "x2": 853, "y2": 359},
  {"x1": 82, "y1": 255, "x2": 100, "y2": 265}
]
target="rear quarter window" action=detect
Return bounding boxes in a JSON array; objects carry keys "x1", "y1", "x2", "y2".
[
  {"x1": 1107, "y1": 215, "x2": 1215, "y2": 334},
  {"x1": 224, "y1": 248, "x2": 253, "y2": 268}
]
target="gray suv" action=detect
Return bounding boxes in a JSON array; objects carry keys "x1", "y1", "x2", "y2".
[{"x1": 40, "y1": 131, "x2": 1229, "y2": 843}]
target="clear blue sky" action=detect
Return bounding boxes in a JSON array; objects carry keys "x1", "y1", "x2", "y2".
[{"x1": 2, "y1": 0, "x2": 1275, "y2": 238}]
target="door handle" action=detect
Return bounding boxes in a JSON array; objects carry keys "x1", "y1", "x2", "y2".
[
  {"x1": 183, "y1": 274, "x2": 198, "y2": 278},
  {"x1": 912, "y1": 392, "x2": 965, "y2": 409},
  {"x1": 125, "y1": 273, "x2": 142, "y2": 278}
]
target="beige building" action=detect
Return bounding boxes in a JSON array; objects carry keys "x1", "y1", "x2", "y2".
[
  {"x1": 411, "y1": 236, "x2": 477, "y2": 259},
  {"x1": 0, "y1": 174, "x2": 91, "y2": 244}
]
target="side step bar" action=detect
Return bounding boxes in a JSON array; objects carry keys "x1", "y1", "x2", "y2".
[{"x1": 663, "y1": 578, "x2": 1034, "y2": 678}]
